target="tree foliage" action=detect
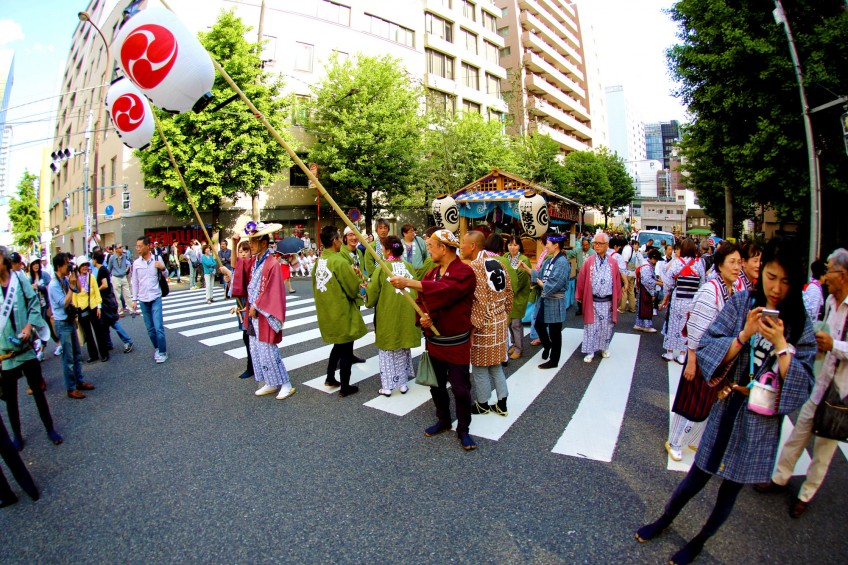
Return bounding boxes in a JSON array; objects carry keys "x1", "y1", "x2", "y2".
[
  {"x1": 561, "y1": 150, "x2": 635, "y2": 227},
  {"x1": 9, "y1": 170, "x2": 40, "y2": 251},
  {"x1": 136, "y1": 10, "x2": 293, "y2": 238},
  {"x1": 420, "y1": 111, "x2": 515, "y2": 199},
  {"x1": 667, "y1": 0, "x2": 848, "y2": 243},
  {"x1": 512, "y1": 133, "x2": 569, "y2": 194},
  {"x1": 307, "y1": 54, "x2": 424, "y2": 232}
]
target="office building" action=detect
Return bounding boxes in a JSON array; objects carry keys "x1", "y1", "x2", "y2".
[{"x1": 645, "y1": 119, "x2": 680, "y2": 169}]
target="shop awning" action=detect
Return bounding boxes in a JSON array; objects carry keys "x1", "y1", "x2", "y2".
[{"x1": 686, "y1": 228, "x2": 712, "y2": 236}]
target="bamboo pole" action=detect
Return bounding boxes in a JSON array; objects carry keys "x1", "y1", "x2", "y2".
[
  {"x1": 151, "y1": 111, "x2": 223, "y2": 270},
  {"x1": 156, "y1": 0, "x2": 438, "y2": 334}
]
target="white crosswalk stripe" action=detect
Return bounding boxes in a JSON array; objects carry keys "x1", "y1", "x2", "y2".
[{"x1": 160, "y1": 289, "x2": 848, "y2": 467}]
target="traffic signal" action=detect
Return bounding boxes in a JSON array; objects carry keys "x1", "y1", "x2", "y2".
[
  {"x1": 842, "y1": 112, "x2": 848, "y2": 157},
  {"x1": 50, "y1": 148, "x2": 79, "y2": 173}
]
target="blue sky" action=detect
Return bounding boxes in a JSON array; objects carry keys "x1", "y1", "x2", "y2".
[{"x1": 0, "y1": 0, "x2": 688, "y2": 196}]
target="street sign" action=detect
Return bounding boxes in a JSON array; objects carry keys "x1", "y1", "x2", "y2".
[
  {"x1": 349, "y1": 208, "x2": 361, "y2": 222},
  {"x1": 105, "y1": 205, "x2": 114, "y2": 215}
]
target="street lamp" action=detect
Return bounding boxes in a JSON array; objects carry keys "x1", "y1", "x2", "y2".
[
  {"x1": 78, "y1": 10, "x2": 111, "y2": 247},
  {"x1": 773, "y1": 1, "x2": 820, "y2": 265}
]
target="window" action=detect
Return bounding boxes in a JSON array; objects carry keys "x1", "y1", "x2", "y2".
[
  {"x1": 100, "y1": 165, "x2": 106, "y2": 200},
  {"x1": 332, "y1": 50, "x2": 349, "y2": 62},
  {"x1": 488, "y1": 109, "x2": 503, "y2": 122},
  {"x1": 497, "y1": 26, "x2": 509, "y2": 37},
  {"x1": 425, "y1": 12, "x2": 453, "y2": 43},
  {"x1": 317, "y1": 0, "x2": 351, "y2": 26},
  {"x1": 486, "y1": 73, "x2": 500, "y2": 96},
  {"x1": 499, "y1": 46, "x2": 511, "y2": 58},
  {"x1": 462, "y1": 0, "x2": 476, "y2": 22},
  {"x1": 462, "y1": 100, "x2": 481, "y2": 114},
  {"x1": 431, "y1": 0, "x2": 452, "y2": 7},
  {"x1": 484, "y1": 41, "x2": 499, "y2": 64},
  {"x1": 462, "y1": 29, "x2": 477, "y2": 54},
  {"x1": 290, "y1": 154, "x2": 309, "y2": 187},
  {"x1": 426, "y1": 49, "x2": 455, "y2": 79},
  {"x1": 462, "y1": 62, "x2": 480, "y2": 90},
  {"x1": 482, "y1": 11, "x2": 497, "y2": 32},
  {"x1": 501, "y1": 7, "x2": 508, "y2": 17},
  {"x1": 122, "y1": 191, "x2": 130, "y2": 211},
  {"x1": 110, "y1": 157, "x2": 117, "y2": 196},
  {"x1": 293, "y1": 95, "x2": 310, "y2": 126},
  {"x1": 294, "y1": 42, "x2": 314, "y2": 72},
  {"x1": 367, "y1": 14, "x2": 415, "y2": 47},
  {"x1": 428, "y1": 89, "x2": 457, "y2": 114}
]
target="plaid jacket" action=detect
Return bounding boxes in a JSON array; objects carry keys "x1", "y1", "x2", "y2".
[
  {"x1": 531, "y1": 253, "x2": 570, "y2": 323},
  {"x1": 695, "y1": 291, "x2": 816, "y2": 483}
]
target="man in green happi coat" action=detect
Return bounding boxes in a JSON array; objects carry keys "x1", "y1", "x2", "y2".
[{"x1": 313, "y1": 226, "x2": 368, "y2": 397}]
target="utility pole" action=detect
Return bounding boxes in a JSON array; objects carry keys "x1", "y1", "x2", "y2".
[
  {"x1": 252, "y1": 0, "x2": 267, "y2": 222},
  {"x1": 773, "y1": 0, "x2": 820, "y2": 264},
  {"x1": 83, "y1": 111, "x2": 93, "y2": 250}
]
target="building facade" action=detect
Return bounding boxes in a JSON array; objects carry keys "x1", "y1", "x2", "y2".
[
  {"x1": 644, "y1": 119, "x2": 680, "y2": 170},
  {"x1": 495, "y1": 0, "x2": 593, "y2": 153},
  {"x1": 605, "y1": 85, "x2": 645, "y2": 166},
  {"x1": 47, "y1": 0, "x2": 513, "y2": 254}
]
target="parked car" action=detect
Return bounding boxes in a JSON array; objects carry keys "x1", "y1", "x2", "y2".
[{"x1": 637, "y1": 230, "x2": 676, "y2": 249}]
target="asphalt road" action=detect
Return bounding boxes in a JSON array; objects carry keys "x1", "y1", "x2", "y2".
[{"x1": 1, "y1": 277, "x2": 845, "y2": 564}]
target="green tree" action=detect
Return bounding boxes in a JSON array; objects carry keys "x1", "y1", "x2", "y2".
[
  {"x1": 307, "y1": 53, "x2": 424, "y2": 232},
  {"x1": 667, "y1": 0, "x2": 848, "y2": 243},
  {"x1": 420, "y1": 110, "x2": 516, "y2": 199},
  {"x1": 8, "y1": 171, "x2": 40, "y2": 252},
  {"x1": 136, "y1": 10, "x2": 294, "y2": 240},
  {"x1": 595, "y1": 147, "x2": 636, "y2": 227},
  {"x1": 561, "y1": 151, "x2": 608, "y2": 227},
  {"x1": 512, "y1": 133, "x2": 568, "y2": 194}
]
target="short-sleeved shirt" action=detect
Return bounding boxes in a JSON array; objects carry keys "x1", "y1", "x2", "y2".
[{"x1": 48, "y1": 277, "x2": 70, "y2": 321}]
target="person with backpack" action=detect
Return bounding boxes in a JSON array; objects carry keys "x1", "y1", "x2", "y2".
[{"x1": 661, "y1": 239, "x2": 706, "y2": 365}]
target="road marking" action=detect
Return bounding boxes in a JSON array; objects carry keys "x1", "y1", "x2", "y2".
[
  {"x1": 163, "y1": 303, "x2": 237, "y2": 321},
  {"x1": 163, "y1": 297, "x2": 314, "y2": 318},
  {"x1": 666, "y1": 362, "x2": 698, "y2": 472},
  {"x1": 166, "y1": 313, "x2": 235, "y2": 329},
  {"x1": 551, "y1": 332, "x2": 641, "y2": 462},
  {"x1": 223, "y1": 314, "x2": 376, "y2": 358}
]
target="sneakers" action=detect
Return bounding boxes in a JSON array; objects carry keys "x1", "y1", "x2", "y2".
[
  {"x1": 275, "y1": 386, "x2": 296, "y2": 400},
  {"x1": 458, "y1": 433, "x2": 477, "y2": 451},
  {"x1": 255, "y1": 384, "x2": 279, "y2": 396},
  {"x1": 54, "y1": 345, "x2": 63, "y2": 356},
  {"x1": 123, "y1": 343, "x2": 134, "y2": 353},
  {"x1": 155, "y1": 352, "x2": 168, "y2": 364},
  {"x1": 324, "y1": 378, "x2": 341, "y2": 387},
  {"x1": 665, "y1": 441, "x2": 683, "y2": 462},
  {"x1": 424, "y1": 422, "x2": 452, "y2": 437},
  {"x1": 583, "y1": 354, "x2": 595, "y2": 363}
]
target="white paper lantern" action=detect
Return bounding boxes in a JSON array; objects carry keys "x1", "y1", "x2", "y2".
[
  {"x1": 432, "y1": 194, "x2": 459, "y2": 233},
  {"x1": 113, "y1": 7, "x2": 214, "y2": 113},
  {"x1": 105, "y1": 78, "x2": 154, "y2": 149},
  {"x1": 517, "y1": 190, "x2": 549, "y2": 238}
]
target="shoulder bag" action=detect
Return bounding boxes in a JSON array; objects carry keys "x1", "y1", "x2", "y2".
[
  {"x1": 156, "y1": 255, "x2": 170, "y2": 298},
  {"x1": 813, "y1": 307, "x2": 848, "y2": 440}
]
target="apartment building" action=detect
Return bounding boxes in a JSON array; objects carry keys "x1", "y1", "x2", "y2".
[{"x1": 495, "y1": 0, "x2": 593, "y2": 153}]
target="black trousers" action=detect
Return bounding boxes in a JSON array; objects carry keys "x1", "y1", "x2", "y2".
[
  {"x1": 327, "y1": 342, "x2": 354, "y2": 386},
  {"x1": 534, "y1": 301, "x2": 563, "y2": 364},
  {"x1": 0, "y1": 415, "x2": 38, "y2": 503},
  {"x1": 78, "y1": 310, "x2": 108, "y2": 361},
  {"x1": 1, "y1": 359, "x2": 54, "y2": 441},
  {"x1": 430, "y1": 356, "x2": 473, "y2": 435},
  {"x1": 662, "y1": 465, "x2": 744, "y2": 539},
  {"x1": 242, "y1": 330, "x2": 253, "y2": 375}
]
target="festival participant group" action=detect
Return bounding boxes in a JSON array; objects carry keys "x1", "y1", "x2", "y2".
[{"x1": 1, "y1": 220, "x2": 846, "y2": 565}]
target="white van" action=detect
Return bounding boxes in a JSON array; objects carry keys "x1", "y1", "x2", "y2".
[{"x1": 637, "y1": 230, "x2": 675, "y2": 249}]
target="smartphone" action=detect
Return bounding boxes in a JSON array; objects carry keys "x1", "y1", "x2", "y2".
[{"x1": 762, "y1": 308, "x2": 780, "y2": 322}]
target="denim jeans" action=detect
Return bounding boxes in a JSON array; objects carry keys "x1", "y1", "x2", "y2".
[
  {"x1": 139, "y1": 297, "x2": 166, "y2": 354},
  {"x1": 55, "y1": 319, "x2": 85, "y2": 391},
  {"x1": 110, "y1": 319, "x2": 133, "y2": 345},
  {"x1": 168, "y1": 265, "x2": 180, "y2": 282},
  {"x1": 188, "y1": 262, "x2": 196, "y2": 287}
]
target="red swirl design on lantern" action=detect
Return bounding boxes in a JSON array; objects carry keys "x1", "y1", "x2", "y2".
[
  {"x1": 120, "y1": 24, "x2": 178, "y2": 89},
  {"x1": 111, "y1": 93, "x2": 146, "y2": 132}
]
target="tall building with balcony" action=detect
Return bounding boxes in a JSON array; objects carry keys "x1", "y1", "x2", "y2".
[{"x1": 495, "y1": 0, "x2": 593, "y2": 153}]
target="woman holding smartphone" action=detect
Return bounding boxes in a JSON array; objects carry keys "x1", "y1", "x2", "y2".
[{"x1": 636, "y1": 237, "x2": 815, "y2": 565}]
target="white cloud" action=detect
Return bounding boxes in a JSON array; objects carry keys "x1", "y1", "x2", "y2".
[
  {"x1": 0, "y1": 20, "x2": 25, "y2": 46},
  {"x1": 25, "y1": 42, "x2": 55, "y2": 54}
]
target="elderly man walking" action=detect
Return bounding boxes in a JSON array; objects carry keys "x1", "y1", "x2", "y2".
[
  {"x1": 575, "y1": 233, "x2": 622, "y2": 363},
  {"x1": 757, "y1": 248, "x2": 848, "y2": 518}
]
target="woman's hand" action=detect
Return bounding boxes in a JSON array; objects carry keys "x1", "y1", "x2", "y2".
[
  {"x1": 683, "y1": 351, "x2": 697, "y2": 381},
  {"x1": 739, "y1": 307, "x2": 763, "y2": 344},
  {"x1": 759, "y1": 315, "x2": 787, "y2": 351}
]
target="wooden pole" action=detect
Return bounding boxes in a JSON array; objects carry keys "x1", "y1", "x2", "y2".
[{"x1": 156, "y1": 0, "x2": 437, "y2": 334}]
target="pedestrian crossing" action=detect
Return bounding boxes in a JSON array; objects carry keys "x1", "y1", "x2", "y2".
[{"x1": 161, "y1": 286, "x2": 848, "y2": 469}]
